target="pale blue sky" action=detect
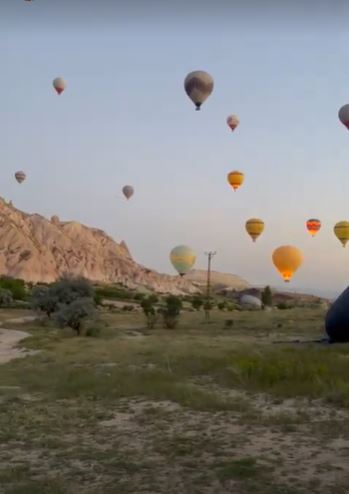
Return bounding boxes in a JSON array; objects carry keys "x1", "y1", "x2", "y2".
[{"x1": 2, "y1": 1, "x2": 349, "y2": 297}]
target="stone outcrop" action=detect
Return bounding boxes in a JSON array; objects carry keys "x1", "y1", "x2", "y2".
[{"x1": 0, "y1": 199, "x2": 199, "y2": 295}]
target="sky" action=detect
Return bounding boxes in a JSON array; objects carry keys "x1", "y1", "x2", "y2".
[{"x1": 2, "y1": 0, "x2": 349, "y2": 298}]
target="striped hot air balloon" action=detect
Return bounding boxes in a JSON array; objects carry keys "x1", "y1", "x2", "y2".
[
  {"x1": 53, "y1": 77, "x2": 66, "y2": 95},
  {"x1": 245, "y1": 218, "x2": 265, "y2": 242},
  {"x1": 170, "y1": 245, "x2": 196, "y2": 276},
  {"x1": 184, "y1": 71, "x2": 214, "y2": 111},
  {"x1": 334, "y1": 221, "x2": 349, "y2": 247},
  {"x1": 227, "y1": 171, "x2": 244, "y2": 191},
  {"x1": 15, "y1": 171, "x2": 26, "y2": 184},
  {"x1": 306, "y1": 219, "x2": 321, "y2": 237}
]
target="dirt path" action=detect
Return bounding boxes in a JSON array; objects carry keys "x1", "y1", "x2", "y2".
[{"x1": 0, "y1": 316, "x2": 38, "y2": 364}]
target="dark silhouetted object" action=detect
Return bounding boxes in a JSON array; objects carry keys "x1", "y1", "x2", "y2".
[{"x1": 325, "y1": 287, "x2": 349, "y2": 342}]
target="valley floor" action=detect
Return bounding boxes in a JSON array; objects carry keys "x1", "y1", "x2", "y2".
[{"x1": 0, "y1": 308, "x2": 348, "y2": 493}]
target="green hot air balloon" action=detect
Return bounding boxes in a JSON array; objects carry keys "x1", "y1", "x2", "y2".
[{"x1": 170, "y1": 245, "x2": 196, "y2": 276}]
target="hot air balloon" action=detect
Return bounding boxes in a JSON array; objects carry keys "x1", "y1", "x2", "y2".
[
  {"x1": 184, "y1": 71, "x2": 214, "y2": 111},
  {"x1": 272, "y1": 245, "x2": 303, "y2": 283},
  {"x1": 122, "y1": 185, "x2": 134, "y2": 200},
  {"x1": 53, "y1": 77, "x2": 66, "y2": 95},
  {"x1": 306, "y1": 219, "x2": 321, "y2": 237},
  {"x1": 227, "y1": 171, "x2": 244, "y2": 191},
  {"x1": 15, "y1": 171, "x2": 26, "y2": 184},
  {"x1": 334, "y1": 221, "x2": 349, "y2": 247},
  {"x1": 245, "y1": 218, "x2": 264, "y2": 242},
  {"x1": 227, "y1": 115, "x2": 240, "y2": 132},
  {"x1": 170, "y1": 245, "x2": 196, "y2": 276},
  {"x1": 339, "y1": 105, "x2": 349, "y2": 130}
]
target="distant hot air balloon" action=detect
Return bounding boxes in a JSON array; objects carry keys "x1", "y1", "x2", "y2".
[
  {"x1": 227, "y1": 115, "x2": 240, "y2": 132},
  {"x1": 245, "y1": 218, "x2": 264, "y2": 242},
  {"x1": 15, "y1": 171, "x2": 26, "y2": 184},
  {"x1": 339, "y1": 105, "x2": 349, "y2": 129},
  {"x1": 272, "y1": 245, "x2": 303, "y2": 283},
  {"x1": 334, "y1": 221, "x2": 349, "y2": 247},
  {"x1": 53, "y1": 77, "x2": 66, "y2": 95},
  {"x1": 227, "y1": 171, "x2": 244, "y2": 191},
  {"x1": 184, "y1": 71, "x2": 214, "y2": 111},
  {"x1": 306, "y1": 219, "x2": 321, "y2": 237},
  {"x1": 170, "y1": 245, "x2": 196, "y2": 276},
  {"x1": 122, "y1": 185, "x2": 134, "y2": 200}
]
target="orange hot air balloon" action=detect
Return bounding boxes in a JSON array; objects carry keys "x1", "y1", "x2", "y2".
[
  {"x1": 306, "y1": 219, "x2": 321, "y2": 237},
  {"x1": 227, "y1": 171, "x2": 244, "y2": 191},
  {"x1": 226, "y1": 115, "x2": 240, "y2": 132},
  {"x1": 272, "y1": 246, "x2": 303, "y2": 283}
]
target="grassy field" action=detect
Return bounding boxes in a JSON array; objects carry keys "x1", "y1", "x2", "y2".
[{"x1": 0, "y1": 307, "x2": 349, "y2": 493}]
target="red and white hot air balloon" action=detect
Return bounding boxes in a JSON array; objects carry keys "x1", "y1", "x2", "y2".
[
  {"x1": 226, "y1": 114, "x2": 240, "y2": 132},
  {"x1": 53, "y1": 77, "x2": 66, "y2": 95},
  {"x1": 339, "y1": 104, "x2": 349, "y2": 130},
  {"x1": 15, "y1": 171, "x2": 26, "y2": 184}
]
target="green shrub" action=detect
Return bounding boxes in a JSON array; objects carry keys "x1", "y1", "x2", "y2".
[
  {"x1": 0, "y1": 277, "x2": 26, "y2": 300},
  {"x1": 162, "y1": 295, "x2": 183, "y2": 329},
  {"x1": 0, "y1": 288, "x2": 13, "y2": 307},
  {"x1": 53, "y1": 298, "x2": 96, "y2": 336},
  {"x1": 224, "y1": 319, "x2": 234, "y2": 328},
  {"x1": 191, "y1": 297, "x2": 203, "y2": 311}
]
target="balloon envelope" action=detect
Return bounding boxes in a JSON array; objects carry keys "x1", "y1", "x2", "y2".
[
  {"x1": 15, "y1": 171, "x2": 26, "y2": 184},
  {"x1": 53, "y1": 77, "x2": 66, "y2": 95},
  {"x1": 227, "y1": 115, "x2": 240, "y2": 132},
  {"x1": 227, "y1": 171, "x2": 244, "y2": 191},
  {"x1": 339, "y1": 104, "x2": 349, "y2": 129},
  {"x1": 245, "y1": 218, "x2": 264, "y2": 242},
  {"x1": 306, "y1": 219, "x2": 321, "y2": 237},
  {"x1": 122, "y1": 185, "x2": 134, "y2": 200},
  {"x1": 272, "y1": 245, "x2": 303, "y2": 282},
  {"x1": 184, "y1": 71, "x2": 214, "y2": 110},
  {"x1": 334, "y1": 221, "x2": 349, "y2": 247},
  {"x1": 170, "y1": 245, "x2": 196, "y2": 276}
]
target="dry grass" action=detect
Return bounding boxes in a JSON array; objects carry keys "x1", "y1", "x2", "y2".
[{"x1": 0, "y1": 307, "x2": 348, "y2": 493}]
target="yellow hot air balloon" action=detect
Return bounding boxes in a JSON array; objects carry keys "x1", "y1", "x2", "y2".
[
  {"x1": 272, "y1": 246, "x2": 303, "y2": 283},
  {"x1": 170, "y1": 245, "x2": 196, "y2": 276},
  {"x1": 334, "y1": 221, "x2": 349, "y2": 247},
  {"x1": 245, "y1": 218, "x2": 264, "y2": 242},
  {"x1": 227, "y1": 171, "x2": 244, "y2": 191}
]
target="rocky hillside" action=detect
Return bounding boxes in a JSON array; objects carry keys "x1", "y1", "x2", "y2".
[{"x1": 0, "y1": 199, "x2": 198, "y2": 295}]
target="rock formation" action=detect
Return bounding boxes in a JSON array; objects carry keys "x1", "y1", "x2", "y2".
[{"x1": 0, "y1": 199, "x2": 199, "y2": 294}]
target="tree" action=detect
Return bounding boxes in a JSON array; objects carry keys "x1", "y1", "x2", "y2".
[
  {"x1": 53, "y1": 298, "x2": 96, "y2": 336},
  {"x1": 0, "y1": 289, "x2": 13, "y2": 307},
  {"x1": 217, "y1": 301, "x2": 226, "y2": 311},
  {"x1": 0, "y1": 277, "x2": 26, "y2": 301},
  {"x1": 261, "y1": 286, "x2": 273, "y2": 309},
  {"x1": 30, "y1": 286, "x2": 59, "y2": 318},
  {"x1": 191, "y1": 297, "x2": 203, "y2": 311},
  {"x1": 162, "y1": 295, "x2": 182, "y2": 329},
  {"x1": 50, "y1": 275, "x2": 94, "y2": 305},
  {"x1": 141, "y1": 295, "x2": 158, "y2": 329}
]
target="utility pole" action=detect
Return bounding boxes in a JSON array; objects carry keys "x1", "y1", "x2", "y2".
[{"x1": 204, "y1": 251, "x2": 216, "y2": 322}]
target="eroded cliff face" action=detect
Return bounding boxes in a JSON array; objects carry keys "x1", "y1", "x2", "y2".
[{"x1": 0, "y1": 199, "x2": 198, "y2": 294}]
